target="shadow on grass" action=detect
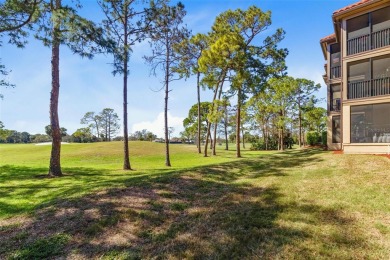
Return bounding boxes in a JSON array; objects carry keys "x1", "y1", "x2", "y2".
[{"x1": 0, "y1": 148, "x2": 375, "y2": 258}]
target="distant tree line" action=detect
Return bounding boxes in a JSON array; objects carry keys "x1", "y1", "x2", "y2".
[
  {"x1": 0, "y1": 106, "x2": 160, "y2": 143},
  {"x1": 181, "y1": 76, "x2": 327, "y2": 152}
]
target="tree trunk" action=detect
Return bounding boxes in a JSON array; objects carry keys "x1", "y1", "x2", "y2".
[
  {"x1": 241, "y1": 127, "x2": 245, "y2": 149},
  {"x1": 164, "y1": 38, "x2": 171, "y2": 167},
  {"x1": 105, "y1": 123, "x2": 108, "y2": 141},
  {"x1": 262, "y1": 125, "x2": 267, "y2": 150},
  {"x1": 224, "y1": 110, "x2": 229, "y2": 151},
  {"x1": 212, "y1": 122, "x2": 217, "y2": 155},
  {"x1": 298, "y1": 103, "x2": 302, "y2": 147},
  {"x1": 212, "y1": 83, "x2": 223, "y2": 155},
  {"x1": 204, "y1": 73, "x2": 224, "y2": 157},
  {"x1": 196, "y1": 72, "x2": 201, "y2": 154},
  {"x1": 280, "y1": 110, "x2": 284, "y2": 151},
  {"x1": 236, "y1": 89, "x2": 241, "y2": 158},
  {"x1": 94, "y1": 120, "x2": 100, "y2": 141},
  {"x1": 108, "y1": 119, "x2": 111, "y2": 142},
  {"x1": 123, "y1": 15, "x2": 131, "y2": 170},
  {"x1": 209, "y1": 130, "x2": 213, "y2": 150},
  {"x1": 48, "y1": 0, "x2": 62, "y2": 177},
  {"x1": 204, "y1": 121, "x2": 211, "y2": 157}
]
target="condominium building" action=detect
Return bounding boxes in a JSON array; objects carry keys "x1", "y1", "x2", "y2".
[{"x1": 320, "y1": 0, "x2": 390, "y2": 153}]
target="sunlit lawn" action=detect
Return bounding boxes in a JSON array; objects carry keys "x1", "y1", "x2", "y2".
[
  {"x1": 0, "y1": 141, "x2": 257, "y2": 218},
  {"x1": 0, "y1": 141, "x2": 389, "y2": 259}
]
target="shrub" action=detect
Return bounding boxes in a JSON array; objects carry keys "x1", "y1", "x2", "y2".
[
  {"x1": 250, "y1": 137, "x2": 278, "y2": 151},
  {"x1": 306, "y1": 131, "x2": 321, "y2": 146},
  {"x1": 321, "y1": 131, "x2": 327, "y2": 146}
]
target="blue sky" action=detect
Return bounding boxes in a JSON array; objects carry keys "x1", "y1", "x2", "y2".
[{"x1": 0, "y1": 0, "x2": 354, "y2": 137}]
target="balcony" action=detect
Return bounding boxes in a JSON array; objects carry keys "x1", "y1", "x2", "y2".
[
  {"x1": 330, "y1": 66, "x2": 341, "y2": 79},
  {"x1": 346, "y1": 4, "x2": 390, "y2": 56},
  {"x1": 347, "y1": 77, "x2": 390, "y2": 99}
]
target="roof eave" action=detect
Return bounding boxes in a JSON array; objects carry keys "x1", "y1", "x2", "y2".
[
  {"x1": 319, "y1": 35, "x2": 336, "y2": 60},
  {"x1": 332, "y1": 0, "x2": 386, "y2": 20}
]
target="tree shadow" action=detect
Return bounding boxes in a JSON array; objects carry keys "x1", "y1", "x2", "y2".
[{"x1": 0, "y1": 149, "x2": 375, "y2": 259}]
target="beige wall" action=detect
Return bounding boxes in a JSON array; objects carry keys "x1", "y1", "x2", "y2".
[
  {"x1": 344, "y1": 144, "x2": 390, "y2": 154},
  {"x1": 342, "y1": 105, "x2": 351, "y2": 144},
  {"x1": 327, "y1": 114, "x2": 342, "y2": 150}
]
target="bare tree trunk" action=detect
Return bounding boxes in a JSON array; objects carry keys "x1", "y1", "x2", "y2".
[
  {"x1": 204, "y1": 121, "x2": 211, "y2": 157},
  {"x1": 105, "y1": 122, "x2": 108, "y2": 141},
  {"x1": 236, "y1": 88, "x2": 241, "y2": 158},
  {"x1": 123, "y1": 13, "x2": 131, "y2": 170},
  {"x1": 280, "y1": 110, "x2": 284, "y2": 151},
  {"x1": 298, "y1": 103, "x2": 302, "y2": 147},
  {"x1": 108, "y1": 118, "x2": 111, "y2": 141},
  {"x1": 204, "y1": 73, "x2": 224, "y2": 157},
  {"x1": 241, "y1": 127, "x2": 245, "y2": 149},
  {"x1": 209, "y1": 130, "x2": 213, "y2": 150},
  {"x1": 123, "y1": 68, "x2": 131, "y2": 168},
  {"x1": 224, "y1": 112, "x2": 229, "y2": 150},
  {"x1": 280, "y1": 128, "x2": 284, "y2": 151},
  {"x1": 48, "y1": 0, "x2": 62, "y2": 177},
  {"x1": 196, "y1": 72, "x2": 201, "y2": 154},
  {"x1": 212, "y1": 122, "x2": 217, "y2": 155},
  {"x1": 164, "y1": 38, "x2": 171, "y2": 167},
  {"x1": 212, "y1": 83, "x2": 223, "y2": 155},
  {"x1": 94, "y1": 119, "x2": 100, "y2": 141}
]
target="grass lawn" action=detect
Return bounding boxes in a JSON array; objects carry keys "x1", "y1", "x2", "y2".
[{"x1": 0, "y1": 142, "x2": 389, "y2": 259}]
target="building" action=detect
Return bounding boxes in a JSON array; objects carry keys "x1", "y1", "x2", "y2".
[{"x1": 320, "y1": 0, "x2": 390, "y2": 153}]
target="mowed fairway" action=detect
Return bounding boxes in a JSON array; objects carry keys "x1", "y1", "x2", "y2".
[{"x1": 0, "y1": 142, "x2": 389, "y2": 259}]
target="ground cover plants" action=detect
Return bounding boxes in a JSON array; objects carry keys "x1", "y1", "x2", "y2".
[{"x1": 0, "y1": 142, "x2": 389, "y2": 259}]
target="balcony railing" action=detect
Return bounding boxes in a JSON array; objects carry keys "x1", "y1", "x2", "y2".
[
  {"x1": 372, "y1": 28, "x2": 390, "y2": 49},
  {"x1": 347, "y1": 27, "x2": 390, "y2": 55},
  {"x1": 330, "y1": 66, "x2": 341, "y2": 79},
  {"x1": 347, "y1": 34, "x2": 370, "y2": 55},
  {"x1": 348, "y1": 77, "x2": 390, "y2": 99}
]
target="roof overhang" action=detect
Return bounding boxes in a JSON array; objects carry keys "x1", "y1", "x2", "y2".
[
  {"x1": 320, "y1": 34, "x2": 336, "y2": 60},
  {"x1": 332, "y1": 0, "x2": 388, "y2": 42}
]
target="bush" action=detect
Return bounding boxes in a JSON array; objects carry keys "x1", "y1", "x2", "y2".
[
  {"x1": 250, "y1": 137, "x2": 278, "y2": 151},
  {"x1": 321, "y1": 131, "x2": 327, "y2": 146},
  {"x1": 306, "y1": 131, "x2": 321, "y2": 146}
]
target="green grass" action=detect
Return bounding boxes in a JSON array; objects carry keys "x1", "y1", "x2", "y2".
[
  {"x1": 0, "y1": 141, "x2": 254, "y2": 218},
  {"x1": 9, "y1": 233, "x2": 70, "y2": 259},
  {"x1": 0, "y1": 142, "x2": 389, "y2": 259}
]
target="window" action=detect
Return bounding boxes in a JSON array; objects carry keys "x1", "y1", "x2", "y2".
[
  {"x1": 332, "y1": 116, "x2": 341, "y2": 143},
  {"x1": 350, "y1": 103, "x2": 390, "y2": 143},
  {"x1": 330, "y1": 84, "x2": 341, "y2": 111},
  {"x1": 372, "y1": 55, "x2": 390, "y2": 79},
  {"x1": 348, "y1": 59, "x2": 370, "y2": 82},
  {"x1": 372, "y1": 6, "x2": 390, "y2": 32},
  {"x1": 347, "y1": 14, "x2": 369, "y2": 40},
  {"x1": 330, "y1": 43, "x2": 340, "y2": 66},
  {"x1": 330, "y1": 43, "x2": 341, "y2": 79}
]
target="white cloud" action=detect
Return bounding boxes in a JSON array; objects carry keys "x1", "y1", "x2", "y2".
[{"x1": 131, "y1": 112, "x2": 184, "y2": 138}]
